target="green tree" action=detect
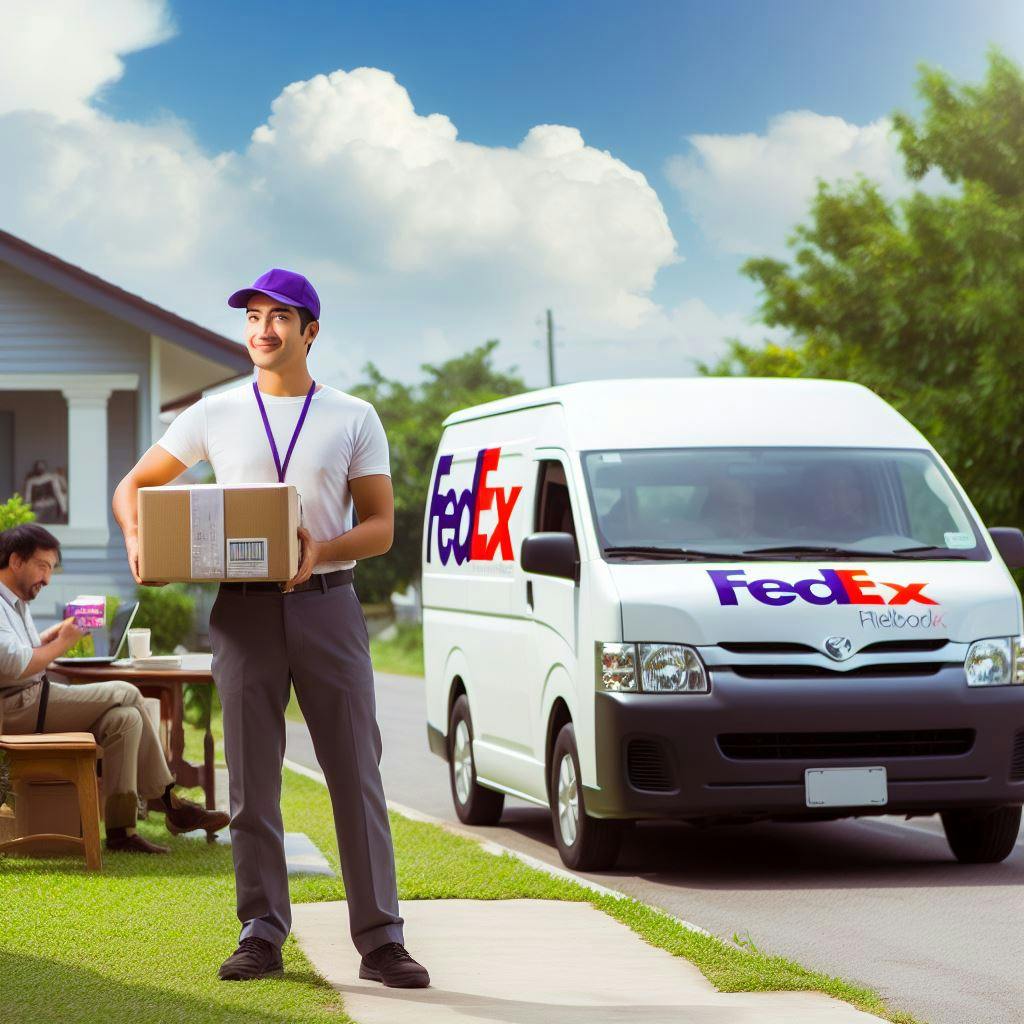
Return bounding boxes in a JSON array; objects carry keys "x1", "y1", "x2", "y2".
[
  {"x1": 350, "y1": 339, "x2": 527, "y2": 603},
  {"x1": 701, "y1": 49, "x2": 1024, "y2": 536}
]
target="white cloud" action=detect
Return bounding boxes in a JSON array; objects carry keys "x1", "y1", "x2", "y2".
[
  {"x1": 551, "y1": 297, "x2": 790, "y2": 382},
  {"x1": 666, "y1": 110, "x2": 947, "y2": 257},
  {"x1": 4, "y1": 11, "x2": 815, "y2": 386},
  {"x1": 0, "y1": 56, "x2": 687, "y2": 386},
  {"x1": 0, "y1": 0, "x2": 174, "y2": 119},
  {"x1": 242, "y1": 69, "x2": 677, "y2": 330}
]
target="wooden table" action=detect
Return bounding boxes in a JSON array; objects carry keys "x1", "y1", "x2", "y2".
[{"x1": 47, "y1": 654, "x2": 218, "y2": 813}]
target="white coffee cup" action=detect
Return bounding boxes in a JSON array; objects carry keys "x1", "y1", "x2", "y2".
[{"x1": 127, "y1": 628, "x2": 152, "y2": 659}]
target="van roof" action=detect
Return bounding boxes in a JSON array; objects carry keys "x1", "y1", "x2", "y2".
[{"x1": 442, "y1": 377, "x2": 930, "y2": 450}]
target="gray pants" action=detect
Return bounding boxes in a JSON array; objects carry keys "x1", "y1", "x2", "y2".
[{"x1": 208, "y1": 577, "x2": 404, "y2": 955}]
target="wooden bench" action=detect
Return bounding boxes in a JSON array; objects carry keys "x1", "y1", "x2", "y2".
[{"x1": 0, "y1": 732, "x2": 102, "y2": 870}]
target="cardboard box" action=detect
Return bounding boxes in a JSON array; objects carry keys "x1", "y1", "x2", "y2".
[{"x1": 138, "y1": 483, "x2": 301, "y2": 583}]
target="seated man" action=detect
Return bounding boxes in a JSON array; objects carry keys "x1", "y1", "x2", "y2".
[{"x1": 0, "y1": 523, "x2": 228, "y2": 853}]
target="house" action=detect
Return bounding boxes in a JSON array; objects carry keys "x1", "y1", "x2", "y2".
[{"x1": 0, "y1": 229, "x2": 252, "y2": 628}]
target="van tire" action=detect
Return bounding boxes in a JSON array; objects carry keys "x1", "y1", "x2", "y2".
[
  {"x1": 549, "y1": 723, "x2": 622, "y2": 871},
  {"x1": 941, "y1": 805, "x2": 1022, "y2": 864},
  {"x1": 448, "y1": 695, "x2": 505, "y2": 825}
]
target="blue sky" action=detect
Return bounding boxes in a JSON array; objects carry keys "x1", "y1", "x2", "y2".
[
  {"x1": 3, "y1": 0, "x2": 1021, "y2": 386},
  {"x1": 99, "y1": 0, "x2": 1023, "y2": 309}
]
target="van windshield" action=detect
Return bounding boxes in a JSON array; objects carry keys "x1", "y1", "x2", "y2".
[{"x1": 581, "y1": 447, "x2": 989, "y2": 561}]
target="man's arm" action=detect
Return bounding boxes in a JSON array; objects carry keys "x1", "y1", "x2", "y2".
[
  {"x1": 112, "y1": 444, "x2": 189, "y2": 585},
  {"x1": 0, "y1": 617, "x2": 84, "y2": 681},
  {"x1": 282, "y1": 475, "x2": 394, "y2": 591},
  {"x1": 332, "y1": 474, "x2": 395, "y2": 560},
  {"x1": 20, "y1": 639, "x2": 67, "y2": 677}
]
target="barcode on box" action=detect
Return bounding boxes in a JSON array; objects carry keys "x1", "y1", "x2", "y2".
[{"x1": 226, "y1": 537, "x2": 269, "y2": 578}]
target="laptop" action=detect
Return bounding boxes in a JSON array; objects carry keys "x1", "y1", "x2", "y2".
[{"x1": 54, "y1": 600, "x2": 140, "y2": 665}]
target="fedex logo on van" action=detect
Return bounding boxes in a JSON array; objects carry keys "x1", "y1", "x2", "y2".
[
  {"x1": 427, "y1": 447, "x2": 522, "y2": 565},
  {"x1": 708, "y1": 569, "x2": 938, "y2": 607}
]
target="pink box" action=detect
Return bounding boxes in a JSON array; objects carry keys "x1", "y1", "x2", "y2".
[{"x1": 63, "y1": 595, "x2": 105, "y2": 630}]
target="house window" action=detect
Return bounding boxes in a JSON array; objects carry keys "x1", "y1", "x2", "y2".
[{"x1": 0, "y1": 391, "x2": 69, "y2": 523}]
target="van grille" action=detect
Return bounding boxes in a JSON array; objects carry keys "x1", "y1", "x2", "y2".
[
  {"x1": 728, "y1": 663, "x2": 945, "y2": 680},
  {"x1": 718, "y1": 729, "x2": 974, "y2": 761},
  {"x1": 1011, "y1": 731, "x2": 1024, "y2": 780},
  {"x1": 718, "y1": 642, "x2": 815, "y2": 654},
  {"x1": 860, "y1": 639, "x2": 950, "y2": 654},
  {"x1": 717, "y1": 640, "x2": 949, "y2": 656},
  {"x1": 626, "y1": 739, "x2": 675, "y2": 792}
]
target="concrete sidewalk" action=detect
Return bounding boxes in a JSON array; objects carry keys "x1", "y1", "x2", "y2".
[{"x1": 292, "y1": 898, "x2": 883, "y2": 1023}]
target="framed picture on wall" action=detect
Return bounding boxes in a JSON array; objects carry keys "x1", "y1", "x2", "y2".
[{"x1": 23, "y1": 459, "x2": 68, "y2": 524}]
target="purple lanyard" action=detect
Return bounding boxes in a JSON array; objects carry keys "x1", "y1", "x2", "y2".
[{"x1": 253, "y1": 379, "x2": 316, "y2": 483}]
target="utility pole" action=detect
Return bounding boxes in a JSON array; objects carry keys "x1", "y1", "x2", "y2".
[{"x1": 546, "y1": 308, "x2": 556, "y2": 387}]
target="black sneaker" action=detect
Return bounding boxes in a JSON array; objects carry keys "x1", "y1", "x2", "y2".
[
  {"x1": 359, "y1": 942, "x2": 430, "y2": 988},
  {"x1": 218, "y1": 937, "x2": 284, "y2": 981}
]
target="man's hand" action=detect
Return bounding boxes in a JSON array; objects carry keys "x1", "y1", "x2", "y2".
[
  {"x1": 39, "y1": 616, "x2": 75, "y2": 644},
  {"x1": 281, "y1": 527, "x2": 321, "y2": 593},
  {"x1": 126, "y1": 534, "x2": 168, "y2": 588},
  {"x1": 56, "y1": 617, "x2": 86, "y2": 649}
]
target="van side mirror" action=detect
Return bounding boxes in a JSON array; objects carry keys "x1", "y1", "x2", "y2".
[
  {"x1": 521, "y1": 532, "x2": 579, "y2": 582},
  {"x1": 989, "y1": 528, "x2": 1024, "y2": 569}
]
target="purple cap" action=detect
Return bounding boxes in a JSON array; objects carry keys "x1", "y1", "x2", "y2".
[{"x1": 227, "y1": 268, "x2": 321, "y2": 320}]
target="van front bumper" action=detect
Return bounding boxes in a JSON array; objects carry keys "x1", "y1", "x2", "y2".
[{"x1": 584, "y1": 667, "x2": 1024, "y2": 821}]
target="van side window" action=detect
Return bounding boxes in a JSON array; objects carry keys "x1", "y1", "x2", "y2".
[{"x1": 536, "y1": 461, "x2": 577, "y2": 543}]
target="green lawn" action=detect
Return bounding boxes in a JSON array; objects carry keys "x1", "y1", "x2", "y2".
[
  {"x1": 0, "y1": 772, "x2": 349, "y2": 1024},
  {"x1": 0, "y1": 763, "x2": 922, "y2": 1024}
]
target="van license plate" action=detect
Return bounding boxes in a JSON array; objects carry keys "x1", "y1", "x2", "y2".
[{"x1": 805, "y1": 767, "x2": 887, "y2": 808}]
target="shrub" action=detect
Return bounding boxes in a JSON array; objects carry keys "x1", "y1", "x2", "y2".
[
  {"x1": 133, "y1": 583, "x2": 195, "y2": 654},
  {"x1": 0, "y1": 494, "x2": 36, "y2": 531}
]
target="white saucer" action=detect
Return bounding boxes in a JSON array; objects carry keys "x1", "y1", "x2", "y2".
[{"x1": 130, "y1": 655, "x2": 182, "y2": 669}]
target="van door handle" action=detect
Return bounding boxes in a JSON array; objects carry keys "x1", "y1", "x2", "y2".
[{"x1": 526, "y1": 580, "x2": 534, "y2": 610}]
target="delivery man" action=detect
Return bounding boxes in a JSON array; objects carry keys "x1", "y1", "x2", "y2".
[{"x1": 111, "y1": 269, "x2": 428, "y2": 987}]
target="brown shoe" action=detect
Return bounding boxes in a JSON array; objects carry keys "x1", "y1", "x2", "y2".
[
  {"x1": 359, "y1": 942, "x2": 430, "y2": 988},
  {"x1": 219, "y1": 937, "x2": 284, "y2": 981},
  {"x1": 165, "y1": 794, "x2": 230, "y2": 837},
  {"x1": 106, "y1": 831, "x2": 169, "y2": 854}
]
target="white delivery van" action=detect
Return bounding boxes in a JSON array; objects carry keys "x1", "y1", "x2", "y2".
[{"x1": 421, "y1": 378, "x2": 1024, "y2": 870}]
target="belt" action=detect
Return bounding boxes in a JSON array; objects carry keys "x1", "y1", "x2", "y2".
[{"x1": 219, "y1": 567, "x2": 354, "y2": 594}]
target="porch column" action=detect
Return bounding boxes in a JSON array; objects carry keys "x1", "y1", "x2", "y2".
[{"x1": 61, "y1": 382, "x2": 112, "y2": 544}]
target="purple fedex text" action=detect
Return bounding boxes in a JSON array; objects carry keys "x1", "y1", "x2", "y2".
[{"x1": 708, "y1": 568, "x2": 939, "y2": 607}]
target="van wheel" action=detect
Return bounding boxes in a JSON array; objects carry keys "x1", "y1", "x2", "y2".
[
  {"x1": 448, "y1": 695, "x2": 505, "y2": 825},
  {"x1": 550, "y1": 723, "x2": 623, "y2": 871},
  {"x1": 941, "y1": 805, "x2": 1021, "y2": 864}
]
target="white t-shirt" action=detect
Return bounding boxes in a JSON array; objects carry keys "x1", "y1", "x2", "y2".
[{"x1": 156, "y1": 381, "x2": 390, "y2": 573}]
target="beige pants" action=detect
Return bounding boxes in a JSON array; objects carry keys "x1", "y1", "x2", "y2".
[{"x1": 0, "y1": 680, "x2": 176, "y2": 828}]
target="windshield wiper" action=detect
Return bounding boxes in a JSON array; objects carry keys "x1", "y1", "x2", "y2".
[
  {"x1": 742, "y1": 544, "x2": 910, "y2": 560},
  {"x1": 603, "y1": 545, "x2": 765, "y2": 561},
  {"x1": 890, "y1": 545, "x2": 972, "y2": 559}
]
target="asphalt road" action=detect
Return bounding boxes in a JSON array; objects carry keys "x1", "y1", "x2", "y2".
[{"x1": 284, "y1": 672, "x2": 1024, "y2": 1024}]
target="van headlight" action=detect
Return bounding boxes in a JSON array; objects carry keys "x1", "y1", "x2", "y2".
[
  {"x1": 965, "y1": 637, "x2": 1024, "y2": 687},
  {"x1": 598, "y1": 643, "x2": 709, "y2": 693},
  {"x1": 598, "y1": 642, "x2": 638, "y2": 692}
]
